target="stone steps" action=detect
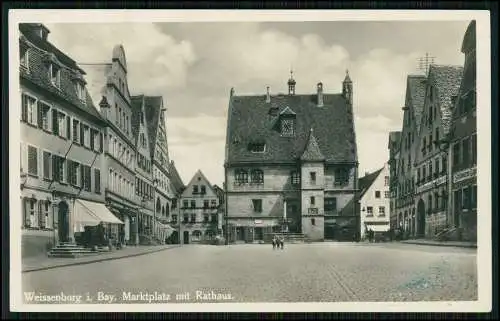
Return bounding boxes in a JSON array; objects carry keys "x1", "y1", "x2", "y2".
[{"x1": 48, "y1": 243, "x2": 100, "y2": 258}]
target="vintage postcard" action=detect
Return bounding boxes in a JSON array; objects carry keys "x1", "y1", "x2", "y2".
[{"x1": 9, "y1": 9, "x2": 491, "y2": 313}]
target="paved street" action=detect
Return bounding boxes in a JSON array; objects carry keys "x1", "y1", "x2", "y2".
[{"x1": 22, "y1": 243, "x2": 477, "y2": 303}]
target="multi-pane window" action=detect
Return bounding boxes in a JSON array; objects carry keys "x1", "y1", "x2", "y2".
[
  {"x1": 378, "y1": 206, "x2": 385, "y2": 216},
  {"x1": 22, "y1": 94, "x2": 37, "y2": 125},
  {"x1": 366, "y1": 206, "x2": 373, "y2": 216},
  {"x1": 252, "y1": 199, "x2": 262, "y2": 213},
  {"x1": 27, "y1": 145, "x2": 38, "y2": 176},
  {"x1": 53, "y1": 155, "x2": 66, "y2": 183},
  {"x1": 191, "y1": 200, "x2": 196, "y2": 208},
  {"x1": 375, "y1": 191, "x2": 381, "y2": 198},
  {"x1": 171, "y1": 215, "x2": 178, "y2": 224},
  {"x1": 335, "y1": 168, "x2": 349, "y2": 185},
  {"x1": 235, "y1": 169, "x2": 248, "y2": 184},
  {"x1": 68, "y1": 160, "x2": 81, "y2": 186},
  {"x1": 72, "y1": 120, "x2": 80, "y2": 143},
  {"x1": 20, "y1": 46, "x2": 29, "y2": 68},
  {"x1": 384, "y1": 191, "x2": 390, "y2": 198},
  {"x1": 49, "y1": 64, "x2": 60, "y2": 87},
  {"x1": 183, "y1": 200, "x2": 188, "y2": 208},
  {"x1": 84, "y1": 125, "x2": 91, "y2": 148},
  {"x1": 204, "y1": 214, "x2": 209, "y2": 223},
  {"x1": 94, "y1": 169, "x2": 101, "y2": 194},
  {"x1": 190, "y1": 214, "x2": 196, "y2": 223},
  {"x1": 82, "y1": 165, "x2": 91, "y2": 192},
  {"x1": 57, "y1": 112, "x2": 66, "y2": 138},
  {"x1": 324, "y1": 198, "x2": 337, "y2": 213},
  {"x1": 37, "y1": 102, "x2": 51, "y2": 131},
  {"x1": 250, "y1": 169, "x2": 264, "y2": 184},
  {"x1": 384, "y1": 176, "x2": 389, "y2": 186},
  {"x1": 75, "y1": 81, "x2": 85, "y2": 101},
  {"x1": 43, "y1": 151, "x2": 52, "y2": 180},
  {"x1": 211, "y1": 214, "x2": 217, "y2": 223},
  {"x1": 201, "y1": 185, "x2": 206, "y2": 194},
  {"x1": 193, "y1": 185, "x2": 199, "y2": 194},
  {"x1": 310, "y1": 196, "x2": 315, "y2": 206},
  {"x1": 203, "y1": 200, "x2": 209, "y2": 208},
  {"x1": 291, "y1": 171, "x2": 300, "y2": 185},
  {"x1": 211, "y1": 200, "x2": 217, "y2": 208}
]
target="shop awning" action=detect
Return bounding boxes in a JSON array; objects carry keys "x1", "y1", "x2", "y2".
[{"x1": 76, "y1": 199, "x2": 124, "y2": 225}]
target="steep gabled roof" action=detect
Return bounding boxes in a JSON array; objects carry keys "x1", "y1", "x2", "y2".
[
  {"x1": 143, "y1": 96, "x2": 163, "y2": 157},
  {"x1": 358, "y1": 167, "x2": 384, "y2": 199},
  {"x1": 427, "y1": 64, "x2": 464, "y2": 136},
  {"x1": 226, "y1": 93, "x2": 357, "y2": 164},
  {"x1": 406, "y1": 75, "x2": 427, "y2": 131},
  {"x1": 168, "y1": 161, "x2": 185, "y2": 194},
  {"x1": 19, "y1": 25, "x2": 103, "y2": 123},
  {"x1": 300, "y1": 128, "x2": 325, "y2": 161}
]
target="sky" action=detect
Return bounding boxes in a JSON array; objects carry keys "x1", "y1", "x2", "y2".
[{"x1": 44, "y1": 20, "x2": 470, "y2": 186}]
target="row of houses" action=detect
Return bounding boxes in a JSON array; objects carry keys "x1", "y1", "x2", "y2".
[
  {"x1": 19, "y1": 23, "x2": 226, "y2": 255},
  {"x1": 387, "y1": 20, "x2": 477, "y2": 242}
]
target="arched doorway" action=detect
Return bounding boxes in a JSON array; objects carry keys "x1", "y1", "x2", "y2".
[
  {"x1": 417, "y1": 199, "x2": 426, "y2": 237},
  {"x1": 183, "y1": 231, "x2": 190, "y2": 244},
  {"x1": 58, "y1": 201, "x2": 70, "y2": 243}
]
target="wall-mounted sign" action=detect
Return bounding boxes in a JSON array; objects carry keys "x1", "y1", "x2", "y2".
[
  {"x1": 453, "y1": 167, "x2": 476, "y2": 184},
  {"x1": 416, "y1": 175, "x2": 447, "y2": 194},
  {"x1": 254, "y1": 220, "x2": 263, "y2": 224}
]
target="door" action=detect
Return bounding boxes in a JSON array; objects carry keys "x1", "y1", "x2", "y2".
[
  {"x1": 183, "y1": 231, "x2": 190, "y2": 244},
  {"x1": 417, "y1": 199, "x2": 426, "y2": 237},
  {"x1": 58, "y1": 201, "x2": 70, "y2": 243},
  {"x1": 287, "y1": 202, "x2": 301, "y2": 233}
]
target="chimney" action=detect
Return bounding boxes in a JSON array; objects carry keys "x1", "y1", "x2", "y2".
[
  {"x1": 266, "y1": 86, "x2": 271, "y2": 103},
  {"x1": 30, "y1": 24, "x2": 50, "y2": 41},
  {"x1": 317, "y1": 82, "x2": 324, "y2": 107}
]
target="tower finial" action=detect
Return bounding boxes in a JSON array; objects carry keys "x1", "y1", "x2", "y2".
[{"x1": 288, "y1": 68, "x2": 296, "y2": 95}]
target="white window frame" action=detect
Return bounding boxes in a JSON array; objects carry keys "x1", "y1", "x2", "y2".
[
  {"x1": 93, "y1": 128, "x2": 101, "y2": 152},
  {"x1": 38, "y1": 100, "x2": 52, "y2": 132},
  {"x1": 49, "y1": 64, "x2": 61, "y2": 88},
  {"x1": 75, "y1": 81, "x2": 85, "y2": 101},
  {"x1": 27, "y1": 144, "x2": 39, "y2": 177},
  {"x1": 378, "y1": 206, "x2": 386, "y2": 216},
  {"x1": 57, "y1": 111, "x2": 66, "y2": 138},
  {"x1": 23, "y1": 93, "x2": 38, "y2": 126},
  {"x1": 53, "y1": 152, "x2": 67, "y2": 184},
  {"x1": 20, "y1": 46, "x2": 29, "y2": 69},
  {"x1": 42, "y1": 149, "x2": 52, "y2": 180},
  {"x1": 366, "y1": 206, "x2": 373, "y2": 216},
  {"x1": 83, "y1": 124, "x2": 91, "y2": 148}
]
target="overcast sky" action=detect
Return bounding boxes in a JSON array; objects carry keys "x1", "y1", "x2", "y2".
[{"x1": 44, "y1": 20, "x2": 470, "y2": 186}]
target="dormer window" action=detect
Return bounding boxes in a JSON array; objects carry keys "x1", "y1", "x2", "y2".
[
  {"x1": 49, "y1": 64, "x2": 60, "y2": 88},
  {"x1": 281, "y1": 118, "x2": 295, "y2": 137},
  {"x1": 20, "y1": 46, "x2": 29, "y2": 69},
  {"x1": 248, "y1": 142, "x2": 265, "y2": 153},
  {"x1": 75, "y1": 81, "x2": 85, "y2": 101}
]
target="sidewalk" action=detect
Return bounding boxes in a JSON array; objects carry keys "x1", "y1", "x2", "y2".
[
  {"x1": 22, "y1": 244, "x2": 180, "y2": 273},
  {"x1": 400, "y1": 239, "x2": 477, "y2": 249}
]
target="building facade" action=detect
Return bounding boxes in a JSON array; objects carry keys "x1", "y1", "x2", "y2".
[
  {"x1": 224, "y1": 72, "x2": 359, "y2": 243},
  {"x1": 179, "y1": 170, "x2": 220, "y2": 244},
  {"x1": 358, "y1": 165, "x2": 391, "y2": 239},
  {"x1": 387, "y1": 131, "x2": 401, "y2": 230},
  {"x1": 414, "y1": 65, "x2": 463, "y2": 238},
  {"x1": 81, "y1": 45, "x2": 140, "y2": 245},
  {"x1": 19, "y1": 23, "x2": 118, "y2": 251},
  {"x1": 166, "y1": 160, "x2": 185, "y2": 243},
  {"x1": 130, "y1": 95, "x2": 156, "y2": 242},
  {"x1": 450, "y1": 20, "x2": 477, "y2": 242},
  {"x1": 394, "y1": 75, "x2": 427, "y2": 238}
]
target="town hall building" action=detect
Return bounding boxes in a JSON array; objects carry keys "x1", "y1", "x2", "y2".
[{"x1": 224, "y1": 71, "x2": 359, "y2": 242}]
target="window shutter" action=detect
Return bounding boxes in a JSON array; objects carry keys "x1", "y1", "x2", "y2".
[
  {"x1": 52, "y1": 110, "x2": 59, "y2": 135},
  {"x1": 39, "y1": 201, "x2": 46, "y2": 228},
  {"x1": 21, "y1": 94, "x2": 28, "y2": 122},
  {"x1": 52, "y1": 155, "x2": 58, "y2": 181},
  {"x1": 66, "y1": 159, "x2": 72, "y2": 184},
  {"x1": 99, "y1": 133, "x2": 103, "y2": 153},
  {"x1": 80, "y1": 125, "x2": 84, "y2": 145},
  {"x1": 90, "y1": 129, "x2": 95, "y2": 150},
  {"x1": 24, "y1": 198, "x2": 30, "y2": 227},
  {"x1": 66, "y1": 116, "x2": 71, "y2": 139},
  {"x1": 37, "y1": 102, "x2": 43, "y2": 128},
  {"x1": 80, "y1": 165, "x2": 85, "y2": 190}
]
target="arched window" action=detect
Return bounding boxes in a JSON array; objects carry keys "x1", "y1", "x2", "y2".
[
  {"x1": 156, "y1": 197, "x2": 161, "y2": 212},
  {"x1": 162, "y1": 206, "x2": 165, "y2": 216},
  {"x1": 192, "y1": 230, "x2": 202, "y2": 241},
  {"x1": 166, "y1": 204, "x2": 170, "y2": 216}
]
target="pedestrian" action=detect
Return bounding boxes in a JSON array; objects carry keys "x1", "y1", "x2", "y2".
[
  {"x1": 368, "y1": 228, "x2": 374, "y2": 243},
  {"x1": 280, "y1": 235, "x2": 284, "y2": 250},
  {"x1": 272, "y1": 235, "x2": 276, "y2": 250}
]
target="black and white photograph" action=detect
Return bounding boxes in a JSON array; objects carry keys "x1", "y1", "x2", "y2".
[{"x1": 9, "y1": 10, "x2": 492, "y2": 313}]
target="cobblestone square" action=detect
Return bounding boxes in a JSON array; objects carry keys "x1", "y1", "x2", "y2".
[{"x1": 22, "y1": 243, "x2": 477, "y2": 303}]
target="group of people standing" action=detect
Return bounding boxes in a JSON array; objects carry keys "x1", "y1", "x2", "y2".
[{"x1": 272, "y1": 235, "x2": 285, "y2": 250}]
